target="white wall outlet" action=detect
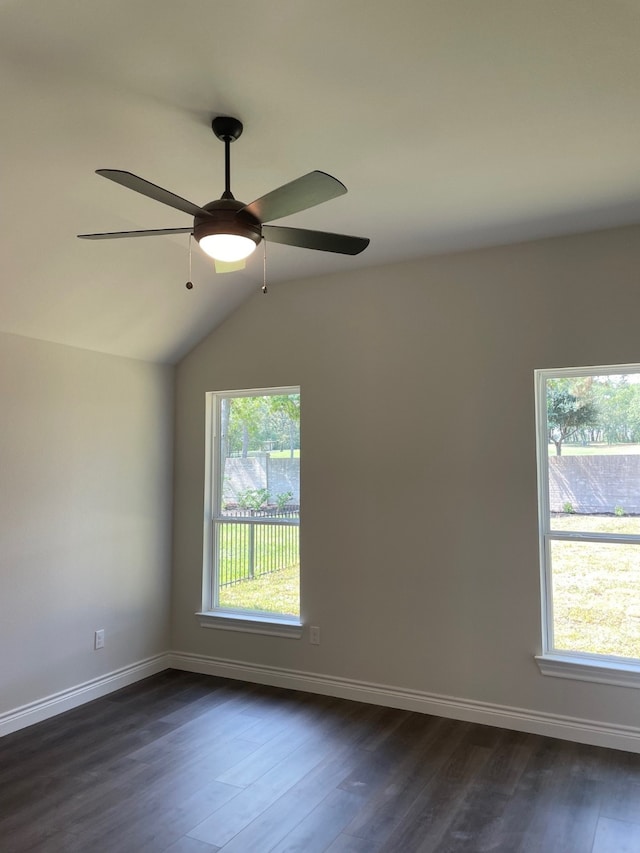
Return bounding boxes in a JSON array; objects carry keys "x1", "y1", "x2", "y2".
[
  {"x1": 94, "y1": 629, "x2": 105, "y2": 650},
  {"x1": 309, "y1": 625, "x2": 320, "y2": 645}
]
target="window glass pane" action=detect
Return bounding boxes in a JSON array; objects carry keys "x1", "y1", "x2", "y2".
[
  {"x1": 550, "y1": 540, "x2": 640, "y2": 658},
  {"x1": 546, "y1": 374, "x2": 640, "y2": 533},
  {"x1": 219, "y1": 395, "x2": 300, "y2": 518},
  {"x1": 216, "y1": 522, "x2": 299, "y2": 615},
  {"x1": 215, "y1": 390, "x2": 300, "y2": 618}
]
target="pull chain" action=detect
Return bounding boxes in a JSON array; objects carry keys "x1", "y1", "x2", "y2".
[
  {"x1": 262, "y1": 239, "x2": 268, "y2": 294},
  {"x1": 185, "y1": 234, "x2": 194, "y2": 289}
]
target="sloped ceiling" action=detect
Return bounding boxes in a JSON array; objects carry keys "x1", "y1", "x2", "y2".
[{"x1": 1, "y1": 0, "x2": 639, "y2": 363}]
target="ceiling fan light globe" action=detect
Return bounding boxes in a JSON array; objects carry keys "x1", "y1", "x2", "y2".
[{"x1": 198, "y1": 233, "x2": 257, "y2": 262}]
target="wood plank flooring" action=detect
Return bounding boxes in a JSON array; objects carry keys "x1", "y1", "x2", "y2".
[{"x1": 2, "y1": 670, "x2": 640, "y2": 851}]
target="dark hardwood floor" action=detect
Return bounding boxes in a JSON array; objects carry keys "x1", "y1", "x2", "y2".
[{"x1": 2, "y1": 670, "x2": 640, "y2": 852}]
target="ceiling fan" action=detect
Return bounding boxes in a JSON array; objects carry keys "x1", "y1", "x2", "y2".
[{"x1": 78, "y1": 116, "x2": 370, "y2": 273}]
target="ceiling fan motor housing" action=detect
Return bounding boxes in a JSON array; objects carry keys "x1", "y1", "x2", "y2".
[{"x1": 193, "y1": 198, "x2": 262, "y2": 248}]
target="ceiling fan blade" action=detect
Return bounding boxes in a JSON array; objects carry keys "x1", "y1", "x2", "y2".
[
  {"x1": 263, "y1": 225, "x2": 369, "y2": 255},
  {"x1": 96, "y1": 170, "x2": 212, "y2": 218},
  {"x1": 78, "y1": 227, "x2": 193, "y2": 240},
  {"x1": 242, "y1": 171, "x2": 347, "y2": 223},
  {"x1": 214, "y1": 258, "x2": 246, "y2": 273}
]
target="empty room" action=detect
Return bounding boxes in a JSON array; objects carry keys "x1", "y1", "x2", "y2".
[{"x1": 2, "y1": 2, "x2": 640, "y2": 851}]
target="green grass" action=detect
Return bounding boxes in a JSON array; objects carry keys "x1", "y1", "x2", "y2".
[
  {"x1": 219, "y1": 565, "x2": 299, "y2": 616},
  {"x1": 218, "y1": 522, "x2": 299, "y2": 585},
  {"x1": 552, "y1": 514, "x2": 640, "y2": 535},
  {"x1": 548, "y1": 443, "x2": 640, "y2": 456},
  {"x1": 550, "y1": 515, "x2": 640, "y2": 659},
  {"x1": 217, "y1": 520, "x2": 299, "y2": 616}
]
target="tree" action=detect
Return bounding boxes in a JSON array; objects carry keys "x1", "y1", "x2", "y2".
[
  {"x1": 223, "y1": 393, "x2": 300, "y2": 458},
  {"x1": 269, "y1": 394, "x2": 300, "y2": 458},
  {"x1": 227, "y1": 396, "x2": 267, "y2": 457},
  {"x1": 590, "y1": 376, "x2": 640, "y2": 444},
  {"x1": 547, "y1": 379, "x2": 599, "y2": 455}
]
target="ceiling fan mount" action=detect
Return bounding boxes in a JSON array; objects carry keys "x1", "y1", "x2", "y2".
[
  {"x1": 211, "y1": 115, "x2": 244, "y2": 143},
  {"x1": 78, "y1": 114, "x2": 370, "y2": 269}
]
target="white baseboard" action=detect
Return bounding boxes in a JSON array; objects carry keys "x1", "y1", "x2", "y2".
[
  {"x1": 168, "y1": 651, "x2": 640, "y2": 754},
  {"x1": 6, "y1": 650, "x2": 640, "y2": 754},
  {"x1": 0, "y1": 653, "x2": 170, "y2": 738}
]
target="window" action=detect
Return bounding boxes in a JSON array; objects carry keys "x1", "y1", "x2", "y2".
[
  {"x1": 199, "y1": 387, "x2": 302, "y2": 637},
  {"x1": 535, "y1": 364, "x2": 640, "y2": 684}
]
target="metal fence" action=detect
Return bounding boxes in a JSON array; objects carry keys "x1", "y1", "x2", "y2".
[{"x1": 217, "y1": 518, "x2": 300, "y2": 587}]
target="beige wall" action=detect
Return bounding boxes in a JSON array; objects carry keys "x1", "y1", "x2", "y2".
[
  {"x1": 172, "y1": 224, "x2": 640, "y2": 729},
  {"x1": 0, "y1": 332, "x2": 173, "y2": 714}
]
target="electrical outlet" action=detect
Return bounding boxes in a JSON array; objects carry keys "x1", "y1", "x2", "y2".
[
  {"x1": 309, "y1": 625, "x2": 320, "y2": 645},
  {"x1": 94, "y1": 629, "x2": 105, "y2": 650}
]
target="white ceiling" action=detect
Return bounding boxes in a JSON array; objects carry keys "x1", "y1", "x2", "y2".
[{"x1": 1, "y1": 0, "x2": 639, "y2": 363}]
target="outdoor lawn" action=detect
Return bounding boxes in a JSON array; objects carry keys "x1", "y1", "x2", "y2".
[
  {"x1": 217, "y1": 520, "x2": 300, "y2": 617},
  {"x1": 551, "y1": 514, "x2": 640, "y2": 659},
  {"x1": 548, "y1": 443, "x2": 640, "y2": 456},
  {"x1": 218, "y1": 565, "x2": 299, "y2": 616}
]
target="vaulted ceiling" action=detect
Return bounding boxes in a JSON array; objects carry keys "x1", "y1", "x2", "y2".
[{"x1": 2, "y1": 1, "x2": 639, "y2": 363}]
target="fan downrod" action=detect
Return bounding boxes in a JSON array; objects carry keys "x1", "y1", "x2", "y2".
[{"x1": 212, "y1": 116, "x2": 243, "y2": 142}]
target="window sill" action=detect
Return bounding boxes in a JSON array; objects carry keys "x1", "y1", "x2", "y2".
[
  {"x1": 535, "y1": 653, "x2": 640, "y2": 689},
  {"x1": 196, "y1": 610, "x2": 303, "y2": 639}
]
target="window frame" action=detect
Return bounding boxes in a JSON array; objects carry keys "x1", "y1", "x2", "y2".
[
  {"x1": 197, "y1": 385, "x2": 303, "y2": 638},
  {"x1": 534, "y1": 363, "x2": 640, "y2": 686}
]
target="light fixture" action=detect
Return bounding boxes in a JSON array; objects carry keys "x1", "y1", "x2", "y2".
[
  {"x1": 194, "y1": 199, "x2": 262, "y2": 263},
  {"x1": 198, "y1": 233, "x2": 257, "y2": 262}
]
